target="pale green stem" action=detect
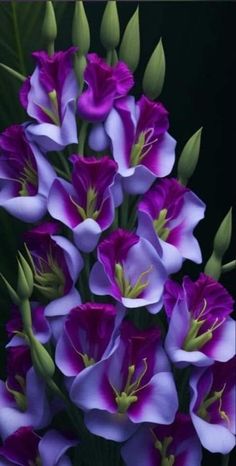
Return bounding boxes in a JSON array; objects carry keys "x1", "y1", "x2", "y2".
[
  {"x1": 221, "y1": 454, "x2": 230, "y2": 466},
  {"x1": 57, "y1": 151, "x2": 71, "y2": 177},
  {"x1": 78, "y1": 121, "x2": 88, "y2": 155},
  {"x1": 222, "y1": 260, "x2": 236, "y2": 274}
]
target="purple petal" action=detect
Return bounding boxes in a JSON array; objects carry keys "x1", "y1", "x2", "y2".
[
  {"x1": 44, "y1": 287, "x2": 81, "y2": 317},
  {"x1": 128, "y1": 372, "x2": 178, "y2": 425},
  {"x1": 39, "y1": 430, "x2": 77, "y2": 466},
  {"x1": 88, "y1": 123, "x2": 110, "y2": 151},
  {"x1": 1, "y1": 194, "x2": 46, "y2": 223},
  {"x1": 48, "y1": 179, "x2": 80, "y2": 228},
  {"x1": 73, "y1": 219, "x2": 102, "y2": 252},
  {"x1": 52, "y1": 235, "x2": 83, "y2": 282},
  {"x1": 84, "y1": 409, "x2": 138, "y2": 442}
]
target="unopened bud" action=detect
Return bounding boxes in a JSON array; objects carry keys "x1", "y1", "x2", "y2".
[
  {"x1": 42, "y1": 1, "x2": 57, "y2": 55},
  {"x1": 100, "y1": 1, "x2": 120, "y2": 50},
  {"x1": 119, "y1": 6, "x2": 140, "y2": 72},
  {"x1": 142, "y1": 38, "x2": 165, "y2": 100},
  {"x1": 29, "y1": 332, "x2": 55, "y2": 380},
  {"x1": 72, "y1": 1, "x2": 90, "y2": 54},
  {"x1": 177, "y1": 128, "x2": 203, "y2": 186}
]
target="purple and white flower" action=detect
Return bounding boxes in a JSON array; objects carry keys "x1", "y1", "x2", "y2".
[
  {"x1": 70, "y1": 321, "x2": 178, "y2": 442},
  {"x1": 0, "y1": 125, "x2": 56, "y2": 222},
  {"x1": 55, "y1": 302, "x2": 118, "y2": 377},
  {"x1": 0, "y1": 426, "x2": 77, "y2": 466},
  {"x1": 164, "y1": 274, "x2": 235, "y2": 367},
  {"x1": 190, "y1": 358, "x2": 236, "y2": 453},
  {"x1": 20, "y1": 48, "x2": 78, "y2": 151},
  {"x1": 89, "y1": 229, "x2": 167, "y2": 314},
  {"x1": 24, "y1": 222, "x2": 83, "y2": 339},
  {"x1": 48, "y1": 155, "x2": 118, "y2": 252},
  {"x1": 0, "y1": 347, "x2": 51, "y2": 440},
  {"x1": 101, "y1": 95, "x2": 176, "y2": 194},
  {"x1": 137, "y1": 178, "x2": 206, "y2": 273},
  {"x1": 121, "y1": 413, "x2": 202, "y2": 466},
  {"x1": 77, "y1": 53, "x2": 134, "y2": 123}
]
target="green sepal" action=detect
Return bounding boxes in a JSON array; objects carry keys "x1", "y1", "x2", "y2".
[
  {"x1": 0, "y1": 273, "x2": 20, "y2": 305},
  {"x1": 28, "y1": 331, "x2": 55, "y2": 380},
  {"x1": 16, "y1": 256, "x2": 33, "y2": 300},
  {"x1": 177, "y1": 127, "x2": 203, "y2": 186},
  {"x1": 142, "y1": 38, "x2": 165, "y2": 100},
  {"x1": 42, "y1": 1, "x2": 57, "y2": 55},
  {"x1": 100, "y1": 1, "x2": 120, "y2": 50},
  {"x1": 119, "y1": 6, "x2": 140, "y2": 72},
  {"x1": 204, "y1": 208, "x2": 232, "y2": 279},
  {"x1": 72, "y1": 1, "x2": 90, "y2": 54},
  {"x1": 0, "y1": 63, "x2": 26, "y2": 82}
]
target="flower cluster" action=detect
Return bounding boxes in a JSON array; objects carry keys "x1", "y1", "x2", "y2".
[{"x1": 0, "y1": 2, "x2": 235, "y2": 465}]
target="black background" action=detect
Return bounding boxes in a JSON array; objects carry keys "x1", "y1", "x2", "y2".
[{"x1": 0, "y1": 2, "x2": 235, "y2": 465}]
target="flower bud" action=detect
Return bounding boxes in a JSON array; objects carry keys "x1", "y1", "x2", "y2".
[
  {"x1": 100, "y1": 1, "x2": 120, "y2": 50},
  {"x1": 177, "y1": 127, "x2": 203, "y2": 186},
  {"x1": 16, "y1": 253, "x2": 34, "y2": 300},
  {"x1": 72, "y1": 1, "x2": 90, "y2": 54},
  {"x1": 119, "y1": 6, "x2": 140, "y2": 72},
  {"x1": 42, "y1": 1, "x2": 57, "y2": 55},
  {"x1": 28, "y1": 332, "x2": 55, "y2": 380},
  {"x1": 204, "y1": 208, "x2": 232, "y2": 280},
  {"x1": 142, "y1": 38, "x2": 165, "y2": 100}
]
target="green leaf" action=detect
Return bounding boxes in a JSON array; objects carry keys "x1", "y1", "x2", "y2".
[
  {"x1": 142, "y1": 38, "x2": 166, "y2": 100},
  {"x1": 0, "y1": 1, "x2": 67, "y2": 131}
]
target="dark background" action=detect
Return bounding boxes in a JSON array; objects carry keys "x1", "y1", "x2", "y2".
[{"x1": 0, "y1": 2, "x2": 235, "y2": 465}]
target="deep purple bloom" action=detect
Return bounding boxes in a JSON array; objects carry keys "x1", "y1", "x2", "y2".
[
  {"x1": 101, "y1": 95, "x2": 176, "y2": 194},
  {"x1": 0, "y1": 426, "x2": 77, "y2": 465},
  {"x1": 24, "y1": 222, "x2": 83, "y2": 339},
  {"x1": 56, "y1": 303, "x2": 117, "y2": 377},
  {"x1": 6, "y1": 302, "x2": 51, "y2": 348},
  {"x1": 77, "y1": 53, "x2": 134, "y2": 122},
  {"x1": 90, "y1": 229, "x2": 167, "y2": 313},
  {"x1": 48, "y1": 156, "x2": 118, "y2": 252},
  {"x1": 190, "y1": 358, "x2": 236, "y2": 453},
  {"x1": 137, "y1": 178, "x2": 206, "y2": 273},
  {"x1": 20, "y1": 48, "x2": 78, "y2": 151},
  {"x1": 121, "y1": 413, "x2": 202, "y2": 466},
  {"x1": 164, "y1": 274, "x2": 235, "y2": 367},
  {"x1": 0, "y1": 125, "x2": 56, "y2": 222},
  {"x1": 0, "y1": 347, "x2": 50, "y2": 439},
  {"x1": 70, "y1": 321, "x2": 178, "y2": 442}
]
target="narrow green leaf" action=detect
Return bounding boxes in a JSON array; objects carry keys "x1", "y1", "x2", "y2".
[
  {"x1": 0, "y1": 62, "x2": 26, "y2": 82},
  {"x1": 119, "y1": 6, "x2": 140, "y2": 72},
  {"x1": 177, "y1": 127, "x2": 203, "y2": 186},
  {"x1": 0, "y1": 273, "x2": 20, "y2": 305},
  {"x1": 142, "y1": 38, "x2": 165, "y2": 100},
  {"x1": 100, "y1": 1, "x2": 120, "y2": 50}
]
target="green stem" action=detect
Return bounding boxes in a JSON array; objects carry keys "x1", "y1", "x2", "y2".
[
  {"x1": 11, "y1": 1, "x2": 26, "y2": 75},
  {"x1": 221, "y1": 454, "x2": 230, "y2": 466},
  {"x1": 78, "y1": 121, "x2": 88, "y2": 155},
  {"x1": 106, "y1": 49, "x2": 113, "y2": 65},
  {"x1": 53, "y1": 165, "x2": 70, "y2": 181},
  {"x1": 120, "y1": 196, "x2": 129, "y2": 229},
  {"x1": 57, "y1": 151, "x2": 71, "y2": 177},
  {"x1": 0, "y1": 63, "x2": 26, "y2": 82},
  {"x1": 222, "y1": 260, "x2": 236, "y2": 274}
]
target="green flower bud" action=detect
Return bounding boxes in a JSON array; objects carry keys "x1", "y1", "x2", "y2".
[
  {"x1": 100, "y1": 1, "x2": 120, "y2": 50},
  {"x1": 204, "y1": 208, "x2": 232, "y2": 280},
  {"x1": 16, "y1": 254, "x2": 33, "y2": 300},
  {"x1": 142, "y1": 38, "x2": 165, "y2": 100},
  {"x1": 72, "y1": 1, "x2": 90, "y2": 54},
  {"x1": 42, "y1": 1, "x2": 57, "y2": 55},
  {"x1": 177, "y1": 127, "x2": 203, "y2": 186},
  {"x1": 119, "y1": 6, "x2": 140, "y2": 72},
  {"x1": 28, "y1": 332, "x2": 55, "y2": 380},
  {"x1": 213, "y1": 208, "x2": 232, "y2": 257}
]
